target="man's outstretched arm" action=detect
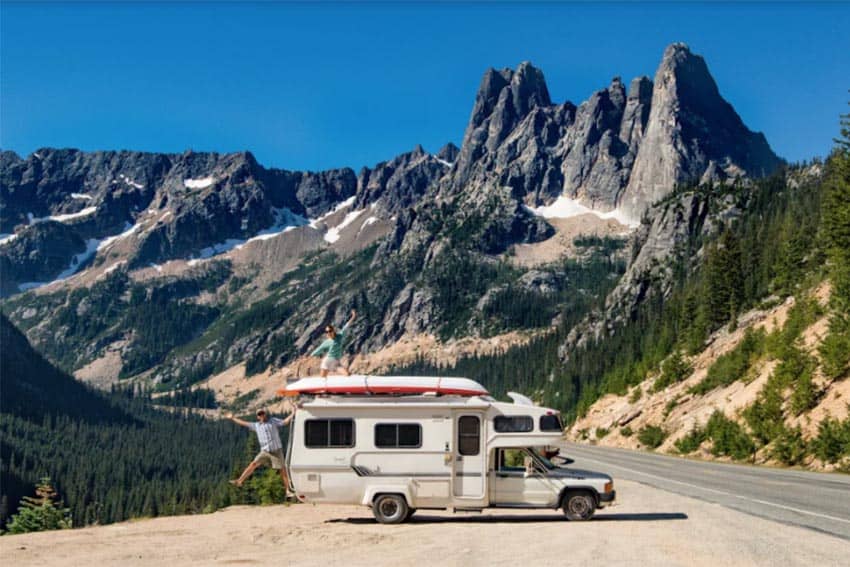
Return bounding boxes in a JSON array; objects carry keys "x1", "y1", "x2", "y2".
[{"x1": 225, "y1": 412, "x2": 252, "y2": 428}]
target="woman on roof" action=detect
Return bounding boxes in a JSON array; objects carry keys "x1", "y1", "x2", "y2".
[{"x1": 311, "y1": 309, "x2": 356, "y2": 377}]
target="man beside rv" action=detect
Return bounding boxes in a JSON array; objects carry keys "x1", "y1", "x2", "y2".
[
  {"x1": 225, "y1": 408, "x2": 294, "y2": 497},
  {"x1": 311, "y1": 309, "x2": 356, "y2": 377}
]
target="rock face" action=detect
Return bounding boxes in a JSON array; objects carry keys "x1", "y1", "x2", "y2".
[
  {"x1": 561, "y1": 190, "x2": 716, "y2": 355},
  {"x1": 502, "y1": 44, "x2": 778, "y2": 215},
  {"x1": 378, "y1": 43, "x2": 781, "y2": 270},
  {"x1": 0, "y1": 222, "x2": 87, "y2": 295},
  {"x1": 354, "y1": 145, "x2": 450, "y2": 215},
  {"x1": 619, "y1": 43, "x2": 781, "y2": 219}
]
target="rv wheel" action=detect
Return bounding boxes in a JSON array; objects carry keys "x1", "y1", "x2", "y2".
[
  {"x1": 372, "y1": 494, "x2": 409, "y2": 524},
  {"x1": 562, "y1": 491, "x2": 596, "y2": 521}
]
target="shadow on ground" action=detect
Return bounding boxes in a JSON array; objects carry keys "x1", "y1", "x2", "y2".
[{"x1": 326, "y1": 512, "x2": 688, "y2": 524}]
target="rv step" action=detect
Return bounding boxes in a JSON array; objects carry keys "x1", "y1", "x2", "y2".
[{"x1": 453, "y1": 507, "x2": 484, "y2": 513}]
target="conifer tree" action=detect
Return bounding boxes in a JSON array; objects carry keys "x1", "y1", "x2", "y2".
[
  {"x1": 820, "y1": 101, "x2": 850, "y2": 379},
  {"x1": 5, "y1": 478, "x2": 72, "y2": 534}
]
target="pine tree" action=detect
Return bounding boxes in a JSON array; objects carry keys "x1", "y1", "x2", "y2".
[
  {"x1": 704, "y1": 230, "x2": 745, "y2": 327},
  {"x1": 820, "y1": 101, "x2": 850, "y2": 379},
  {"x1": 5, "y1": 478, "x2": 72, "y2": 534}
]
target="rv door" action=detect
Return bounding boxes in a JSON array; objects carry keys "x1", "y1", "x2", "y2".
[{"x1": 453, "y1": 414, "x2": 485, "y2": 499}]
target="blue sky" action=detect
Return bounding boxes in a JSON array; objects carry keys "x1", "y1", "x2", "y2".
[{"x1": 2, "y1": 2, "x2": 849, "y2": 171}]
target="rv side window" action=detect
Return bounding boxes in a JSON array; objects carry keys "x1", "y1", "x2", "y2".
[
  {"x1": 539, "y1": 414, "x2": 563, "y2": 432},
  {"x1": 305, "y1": 419, "x2": 355, "y2": 448},
  {"x1": 374, "y1": 424, "x2": 422, "y2": 448},
  {"x1": 458, "y1": 416, "x2": 480, "y2": 456},
  {"x1": 494, "y1": 415, "x2": 533, "y2": 433}
]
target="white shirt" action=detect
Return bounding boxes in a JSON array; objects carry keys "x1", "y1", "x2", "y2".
[{"x1": 251, "y1": 417, "x2": 286, "y2": 452}]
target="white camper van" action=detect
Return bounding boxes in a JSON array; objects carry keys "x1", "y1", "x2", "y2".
[{"x1": 284, "y1": 377, "x2": 616, "y2": 523}]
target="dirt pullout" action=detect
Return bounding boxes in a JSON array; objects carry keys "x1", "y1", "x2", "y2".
[
  {"x1": 2, "y1": 479, "x2": 847, "y2": 567},
  {"x1": 509, "y1": 214, "x2": 630, "y2": 267}
]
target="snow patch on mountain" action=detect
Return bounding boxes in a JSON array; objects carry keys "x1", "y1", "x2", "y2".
[
  {"x1": 97, "y1": 222, "x2": 141, "y2": 251},
  {"x1": 324, "y1": 209, "x2": 365, "y2": 244},
  {"x1": 184, "y1": 177, "x2": 215, "y2": 189},
  {"x1": 432, "y1": 155, "x2": 454, "y2": 168},
  {"x1": 245, "y1": 208, "x2": 309, "y2": 243},
  {"x1": 17, "y1": 238, "x2": 101, "y2": 292},
  {"x1": 309, "y1": 196, "x2": 356, "y2": 229},
  {"x1": 117, "y1": 174, "x2": 144, "y2": 189},
  {"x1": 526, "y1": 196, "x2": 639, "y2": 229},
  {"x1": 189, "y1": 207, "x2": 310, "y2": 264},
  {"x1": 29, "y1": 206, "x2": 98, "y2": 224}
]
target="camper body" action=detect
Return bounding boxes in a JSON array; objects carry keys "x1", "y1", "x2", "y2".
[{"x1": 286, "y1": 393, "x2": 615, "y2": 523}]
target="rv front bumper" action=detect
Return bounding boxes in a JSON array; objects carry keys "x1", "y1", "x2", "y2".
[{"x1": 599, "y1": 490, "x2": 616, "y2": 504}]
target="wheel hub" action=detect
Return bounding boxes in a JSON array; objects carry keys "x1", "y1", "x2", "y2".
[
  {"x1": 569, "y1": 497, "x2": 590, "y2": 516},
  {"x1": 380, "y1": 500, "x2": 399, "y2": 518}
]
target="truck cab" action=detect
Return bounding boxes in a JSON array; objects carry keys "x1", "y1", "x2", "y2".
[{"x1": 490, "y1": 447, "x2": 615, "y2": 520}]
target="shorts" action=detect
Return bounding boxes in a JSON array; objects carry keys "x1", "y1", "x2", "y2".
[
  {"x1": 320, "y1": 356, "x2": 341, "y2": 372},
  {"x1": 252, "y1": 449, "x2": 285, "y2": 469}
]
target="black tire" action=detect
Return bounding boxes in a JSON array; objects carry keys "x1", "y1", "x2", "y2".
[
  {"x1": 562, "y1": 491, "x2": 596, "y2": 521},
  {"x1": 372, "y1": 494, "x2": 409, "y2": 524},
  {"x1": 405, "y1": 508, "x2": 417, "y2": 521}
]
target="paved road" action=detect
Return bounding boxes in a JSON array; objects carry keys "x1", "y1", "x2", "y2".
[{"x1": 562, "y1": 442, "x2": 850, "y2": 541}]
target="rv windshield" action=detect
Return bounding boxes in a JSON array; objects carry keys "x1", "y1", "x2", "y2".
[{"x1": 529, "y1": 448, "x2": 556, "y2": 470}]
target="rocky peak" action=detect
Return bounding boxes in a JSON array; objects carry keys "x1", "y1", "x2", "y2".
[
  {"x1": 436, "y1": 142, "x2": 459, "y2": 163},
  {"x1": 607, "y1": 76, "x2": 626, "y2": 108},
  {"x1": 509, "y1": 61, "x2": 552, "y2": 118},
  {"x1": 627, "y1": 76, "x2": 653, "y2": 102},
  {"x1": 617, "y1": 43, "x2": 782, "y2": 220},
  {"x1": 354, "y1": 145, "x2": 450, "y2": 214},
  {"x1": 619, "y1": 76, "x2": 653, "y2": 150},
  {"x1": 456, "y1": 62, "x2": 551, "y2": 181}
]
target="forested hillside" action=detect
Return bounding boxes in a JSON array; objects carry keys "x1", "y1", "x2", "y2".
[{"x1": 0, "y1": 314, "x2": 255, "y2": 529}]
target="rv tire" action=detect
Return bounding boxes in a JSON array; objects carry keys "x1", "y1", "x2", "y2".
[
  {"x1": 562, "y1": 490, "x2": 596, "y2": 521},
  {"x1": 372, "y1": 494, "x2": 409, "y2": 524}
]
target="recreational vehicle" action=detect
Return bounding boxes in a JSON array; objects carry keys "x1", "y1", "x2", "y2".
[{"x1": 283, "y1": 376, "x2": 616, "y2": 523}]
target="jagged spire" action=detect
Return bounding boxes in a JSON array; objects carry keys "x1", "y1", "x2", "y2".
[{"x1": 436, "y1": 142, "x2": 459, "y2": 163}]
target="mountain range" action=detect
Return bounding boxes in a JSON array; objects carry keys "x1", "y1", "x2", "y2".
[{"x1": 1, "y1": 43, "x2": 784, "y2": 402}]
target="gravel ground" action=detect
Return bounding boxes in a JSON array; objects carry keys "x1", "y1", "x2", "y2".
[{"x1": 2, "y1": 478, "x2": 848, "y2": 567}]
